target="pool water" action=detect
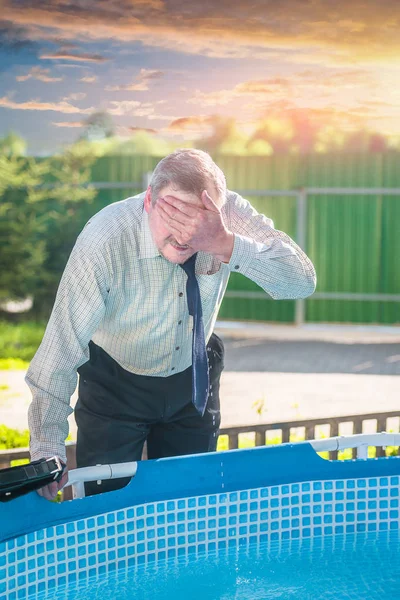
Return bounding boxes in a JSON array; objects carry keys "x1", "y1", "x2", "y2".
[{"x1": 32, "y1": 529, "x2": 400, "y2": 600}]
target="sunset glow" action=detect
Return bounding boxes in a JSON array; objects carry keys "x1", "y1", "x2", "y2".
[{"x1": 1, "y1": 0, "x2": 399, "y2": 154}]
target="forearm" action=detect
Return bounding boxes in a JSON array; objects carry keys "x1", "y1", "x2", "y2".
[
  {"x1": 26, "y1": 318, "x2": 81, "y2": 463},
  {"x1": 224, "y1": 192, "x2": 316, "y2": 299},
  {"x1": 27, "y1": 385, "x2": 72, "y2": 463},
  {"x1": 227, "y1": 232, "x2": 316, "y2": 300},
  {"x1": 26, "y1": 240, "x2": 109, "y2": 463},
  {"x1": 26, "y1": 318, "x2": 82, "y2": 463}
]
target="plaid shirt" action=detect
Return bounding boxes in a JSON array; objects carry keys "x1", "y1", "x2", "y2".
[{"x1": 26, "y1": 190, "x2": 316, "y2": 462}]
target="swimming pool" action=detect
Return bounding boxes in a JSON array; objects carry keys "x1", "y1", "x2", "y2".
[{"x1": 1, "y1": 434, "x2": 400, "y2": 599}]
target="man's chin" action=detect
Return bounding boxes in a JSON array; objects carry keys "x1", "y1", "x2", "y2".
[{"x1": 161, "y1": 246, "x2": 195, "y2": 264}]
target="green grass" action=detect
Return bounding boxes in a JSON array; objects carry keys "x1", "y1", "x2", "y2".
[
  {"x1": 0, "y1": 424, "x2": 30, "y2": 449},
  {"x1": 0, "y1": 320, "x2": 46, "y2": 369},
  {"x1": 0, "y1": 358, "x2": 30, "y2": 370}
]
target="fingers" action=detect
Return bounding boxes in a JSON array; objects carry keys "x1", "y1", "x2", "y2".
[
  {"x1": 156, "y1": 198, "x2": 186, "y2": 227},
  {"x1": 201, "y1": 190, "x2": 220, "y2": 212},
  {"x1": 162, "y1": 195, "x2": 199, "y2": 218},
  {"x1": 37, "y1": 481, "x2": 59, "y2": 501},
  {"x1": 37, "y1": 466, "x2": 69, "y2": 501},
  {"x1": 156, "y1": 197, "x2": 192, "y2": 229},
  {"x1": 60, "y1": 469, "x2": 69, "y2": 489},
  {"x1": 156, "y1": 202, "x2": 182, "y2": 235}
]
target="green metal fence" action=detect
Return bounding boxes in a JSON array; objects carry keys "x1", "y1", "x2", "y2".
[{"x1": 82, "y1": 153, "x2": 400, "y2": 326}]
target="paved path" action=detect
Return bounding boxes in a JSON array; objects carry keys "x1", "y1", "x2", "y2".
[
  {"x1": 1, "y1": 322, "x2": 399, "y2": 438},
  {"x1": 218, "y1": 323, "x2": 400, "y2": 429}
]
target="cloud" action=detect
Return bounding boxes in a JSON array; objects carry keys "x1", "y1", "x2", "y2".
[
  {"x1": 147, "y1": 113, "x2": 179, "y2": 121},
  {"x1": 106, "y1": 81, "x2": 148, "y2": 92},
  {"x1": 0, "y1": 96, "x2": 94, "y2": 114},
  {"x1": 166, "y1": 115, "x2": 214, "y2": 138},
  {"x1": 167, "y1": 116, "x2": 208, "y2": 130},
  {"x1": 187, "y1": 89, "x2": 236, "y2": 107},
  {"x1": 105, "y1": 68, "x2": 164, "y2": 92},
  {"x1": 80, "y1": 75, "x2": 97, "y2": 83},
  {"x1": 1, "y1": 0, "x2": 400, "y2": 64},
  {"x1": 188, "y1": 77, "x2": 292, "y2": 107},
  {"x1": 106, "y1": 99, "x2": 173, "y2": 119},
  {"x1": 63, "y1": 92, "x2": 87, "y2": 101},
  {"x1": 16, "y1": 66, "x2": 63, "y2": 82},
  {"x1": 114, "y1": 124, "x2": 159, "y2": 137},
  {"x1": 140, "y1": 68, "x2": 164, "y2": 80},
  {"x1": 129, "y1": 126, "x2": 157, "y2": 133},
  {"x1": 107, "y1": 100, "x2": 143, "y2": 116},
  {"x1": 188, "y1": 78, "x2": 294, "y2": 110},
  {"x1": 0, "y1": 94, "x2": 175, "y2": 123},
  {"x1": 236, "y1": 78, "x2": 291, "y2": 95},
  {"x1": 295, "y1": 69, "x2": 376, "y2": 89},
  {"x1": 133, "y1": 107, "x2": 155, "y2": 116},
  {"x1": 0, "y1": 20, "x2": 38, "y2": 52},
  {"x1": 52, "y1": 120, "x2": 84, "y2": 127},
  {"x1": 40, "y1": 51, "x2": 109, "y2": 63},
  {"x1": 187, "y1": 70, "x2": 378, "y2": 116}
]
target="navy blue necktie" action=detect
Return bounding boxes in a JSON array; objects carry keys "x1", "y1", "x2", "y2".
[{"x1": 179, "y1": 253, "x2": 209, "y2": 416}]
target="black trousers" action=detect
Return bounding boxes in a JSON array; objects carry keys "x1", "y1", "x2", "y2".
[{"x1": 74, "y1": 333, "x2": 224, "y2": 496}]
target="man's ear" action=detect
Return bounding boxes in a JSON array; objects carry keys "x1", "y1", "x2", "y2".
[{"x1": 144, "y1": 186, "x2": 152, "y2": 213}]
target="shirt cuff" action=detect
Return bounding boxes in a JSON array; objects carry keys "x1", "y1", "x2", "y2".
[
  {"x1": 30, "y1": 447, "x2": 67, "y2": 465},
  {"x1": 228, "y1": 233, "x2": 265, "y2": 275}
]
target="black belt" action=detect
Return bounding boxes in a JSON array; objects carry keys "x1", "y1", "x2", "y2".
[{"x1": 0, "y1": 457, "x2": 65, "y2": 502}]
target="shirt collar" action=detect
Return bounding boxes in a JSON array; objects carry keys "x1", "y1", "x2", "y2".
[
  {"x1": 139, "y1": 198, "x2": 221, "y2": 275},
  {"x1": 196, "y1": 252, "x2": 222, "y2": 275},
  {"x1": 139, "y1": 204, "x2": 160, "y2": 259}
]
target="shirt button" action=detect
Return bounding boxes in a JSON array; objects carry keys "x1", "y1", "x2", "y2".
[
  {"x1": 179, "y1": 292, "x2": 183, "y2": 297},
  {"x1": 175, "y1": 346, "x2": 180, "y2": 351},
  {"x1": 207, "y1": 270, "x2": 212, "y2": 275},
  {"x1": 171, "y1": 367, "x2": 175, "y2": 371},
  {"x1": 178, "y1": 320, "x2": 182, "y2": 325},
  {"x1": 234, "y1": 265, "x2": 240, "y2": 270}
]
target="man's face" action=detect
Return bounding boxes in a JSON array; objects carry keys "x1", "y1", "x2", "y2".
[{"x1": 144, "y1": 185, "x2": 206, "y2": 264}]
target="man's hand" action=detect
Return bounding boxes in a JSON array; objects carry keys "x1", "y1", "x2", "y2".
[
  {"x1": 37, "y1": 460, "x2": 69, "y2": 501},
  {"x1": 156, "y1": 190, "x2": 235, "y2": 262}
]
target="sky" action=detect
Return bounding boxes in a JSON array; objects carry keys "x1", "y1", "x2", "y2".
[{"x1": 1, "y1": 0, "x2": 400, "y2": 154}]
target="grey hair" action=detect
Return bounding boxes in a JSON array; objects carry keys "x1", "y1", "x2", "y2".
[{"x1": 149, "y1": 149, "x2": 226, "y2": 205}]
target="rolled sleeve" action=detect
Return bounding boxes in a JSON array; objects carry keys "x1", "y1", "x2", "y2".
[
  {"x1": 26, "y1": 238, "x2": 111, "y2": 463},
  {"x1": 224, "y1": 191, "x2": 317, "y2": 300}
]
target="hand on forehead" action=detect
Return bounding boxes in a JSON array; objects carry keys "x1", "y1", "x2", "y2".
[
  {"x1": 156, "y1": 188, "x2": 219, "y2": 225},
  {"x1": 160, "y1": 189, "x2": 204, "y2": 209},
  {"x1": 161, "y1": 194, "x2": 203, "y2": 215}
]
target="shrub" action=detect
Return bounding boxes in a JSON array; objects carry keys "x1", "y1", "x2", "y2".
[{"x1": 0, "y1": 424, "x2": 29, "y2": 449}]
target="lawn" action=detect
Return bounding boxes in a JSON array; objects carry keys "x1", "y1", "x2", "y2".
[{"x1": 0, "y1": 320, "x2": 46, "y2": 369}]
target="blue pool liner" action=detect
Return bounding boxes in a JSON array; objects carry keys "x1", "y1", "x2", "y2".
[{"x1": 1, "y1": 442, "x2": 399, "y2": 544}]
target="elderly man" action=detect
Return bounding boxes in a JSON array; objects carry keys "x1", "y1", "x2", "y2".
[{"x1": 26, "y1": 149, "x2": 316, "y2": 499}]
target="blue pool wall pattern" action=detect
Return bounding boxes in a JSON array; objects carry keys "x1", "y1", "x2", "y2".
[
  {"x1": 2, "y1": 442, "x2": 400, "y2": 543},
  {"x1": 1, "y1": 443, "x2": 400, "y2": 599}
]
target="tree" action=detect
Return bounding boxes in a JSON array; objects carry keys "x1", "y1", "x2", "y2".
[
  {"x1": 0, "y1": 132, "x2": 26, "y2": 158},
  {"x1": 114, "y1": 131, "x2": 174, "y2": 156},
  {"x1": 80, "y1": 111, "x2": 115, "y2": 142},
  {"x1": 30, "y1": 141, "x2": 98, "y2": 317},
  {"x1": 199, "y1": 117, "x2": 247, "y2": 155},
  {"x1": 0, "y1": 136, "x2": 98, "y2": 318},
  {"x1": 0, "y1": 141, "x2": 51, "y2": 307}
]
